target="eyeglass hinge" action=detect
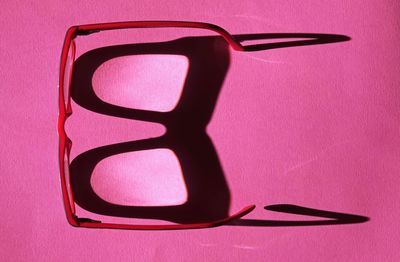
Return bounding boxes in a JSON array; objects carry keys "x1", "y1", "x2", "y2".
[
  {"x1": 77, "y1": 217, "x2": 102, "y2": 223},
  {"x1": 77, "y1": 30, "x2": 100, "y2": 36}
]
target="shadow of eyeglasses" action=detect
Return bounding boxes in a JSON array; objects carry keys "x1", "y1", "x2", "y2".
[
  {"x1": 70, "y1": 32, "x2": 368, "y2": 227},
  {"x1": 236, "y1": 33, "x2": 350, "y2": 52}
]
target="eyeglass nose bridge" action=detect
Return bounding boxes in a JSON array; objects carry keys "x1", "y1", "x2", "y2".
[{"x1": 66, "y1": 137, "x2": 72, "y2": 153}]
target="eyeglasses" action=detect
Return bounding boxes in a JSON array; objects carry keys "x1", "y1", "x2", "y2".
[{"x1": 58, "y1": 21, "x2": 255, "y2": 230}]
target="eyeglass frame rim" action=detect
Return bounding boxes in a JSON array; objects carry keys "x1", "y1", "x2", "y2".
[{"x1": 57, "y1": 21, "x2": 253, "y2": 230}]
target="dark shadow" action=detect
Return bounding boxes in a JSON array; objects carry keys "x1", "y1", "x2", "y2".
[
  {"x1": 235, "y1": 33, "x2": 351, "y2": 52},
  {"x1": 70, "y1": 32, "x2": 368, "y2": 226},
  {"x1": 71, "y1": 36, "x2": 232, "y2": 224},
  {"x1": 229, "y1": 204, "x2": 369, "y2": 227}
]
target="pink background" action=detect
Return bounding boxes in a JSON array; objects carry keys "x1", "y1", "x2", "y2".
[{"x1": 1, "y1": 0, "x2": 400, "y2": 261}]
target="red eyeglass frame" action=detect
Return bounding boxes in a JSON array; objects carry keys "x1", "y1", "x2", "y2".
[{"x1": 58, "y1": 21, "x2": 254, "y2": 230}]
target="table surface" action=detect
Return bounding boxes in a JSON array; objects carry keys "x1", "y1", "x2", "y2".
[{"x1": 1, "y1": 1, "x2": 400, "y2": 261}]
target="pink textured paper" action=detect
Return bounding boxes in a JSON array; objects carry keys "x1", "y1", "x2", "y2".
[{"x1": 1, "y1": 1, "x2": 400, "y2": 261}]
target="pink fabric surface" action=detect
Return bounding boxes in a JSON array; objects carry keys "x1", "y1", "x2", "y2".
[{"x1": 1, "y1": 1, "x2": 400, "y2": 261}]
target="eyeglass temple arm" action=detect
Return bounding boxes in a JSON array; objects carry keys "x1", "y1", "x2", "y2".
[
  {"x1": 71, "y1": 21, "x2": 244, "y2": 51},
  {"x1": 75, "y1": 204, "x2": 255, "y2": 230}
]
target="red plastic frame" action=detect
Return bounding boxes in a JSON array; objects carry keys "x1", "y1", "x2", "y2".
[{"x1": 58, "y1": 21, "x2": 254, "y2": 230}]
